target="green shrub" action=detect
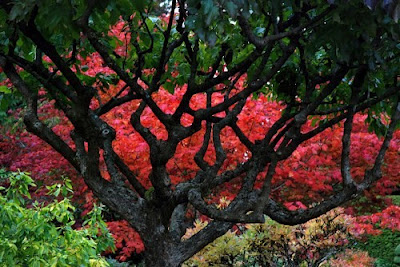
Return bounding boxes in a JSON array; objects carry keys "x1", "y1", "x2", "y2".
[
  {"x1": 388, "y1": 196, "x2": 400, "y2": 206},
  {"x1": 395, "y1": 244, "x2": 400, "y2": 255},
  {"x1": 354, "y1": 229, "x2": 400, "y2": 267},
  {"x1": 0, "y1": 170, "x2": 115, "y2": 266},
  {"x1": 182, "y1": 220, "x2": 247, "y2": 266},
  {"x1": 394, "y1": 244, "x2": 400, "y2": 265},
  {"x1": 105, "y1": 258, "x2": 133, "y2": 267}
]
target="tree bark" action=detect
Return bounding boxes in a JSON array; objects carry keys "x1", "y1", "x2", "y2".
[
  {"x1": 139, "y1": 214, "x2": 184, "y2": 266},
  {"x1": 142, "y1": 239, "x2": 183, "y2": 267}
]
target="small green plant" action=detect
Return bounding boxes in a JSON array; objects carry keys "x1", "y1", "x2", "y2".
[
  {"x1": 394, "y1": 244, "x2": 400, "y2": 265},
  {"x1": 105, "y1": 257, "x2": 134, "y2": 267},
  {"x1": 182, "y1": 219, "x2": 246, "y2": 266},
  {"x1": 389, "y1": 195, "x2": 400, "y2": 207},
  {"x1": 0, "y1": 170, "x2": 115, "y2": 266},
  {"x1": 355, "y1": 229, "x2": 400, "y2": 267}
]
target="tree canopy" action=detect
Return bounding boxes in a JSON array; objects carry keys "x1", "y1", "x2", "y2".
[{"x1": 1, "y1": 0, "x2": 400, "y2": 266}]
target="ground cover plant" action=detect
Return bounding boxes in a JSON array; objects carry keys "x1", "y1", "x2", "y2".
[
  {"x1": 183, "y1": 208, "x2": 358, "y2": 266},
  {"x1": 1, "y1": 0, "x2": 400, "y2": 266}
]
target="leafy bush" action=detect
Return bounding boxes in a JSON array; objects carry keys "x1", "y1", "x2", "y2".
[
  {"x1": 105, "y1": 257, "x2": 133, "y2": 267},
  {"x1": 354, "y1": 229, "x2": 400, "y2": 267},
  {"x1": 183, "y1": 220, "x2": 246, "y2": 266},
  {"x1": 394, "y1": 244, "x2": 400, "y2": 265},
  {"x1": 0, "y1": 170, "x2": 115, "y2": 266},
  {"x1": 389, "y1": 196, "x2": 400, "y2": 206},
  {"x1": 183, "y1": 208, "x2": 354, "y2": 266},
  {"x1": 324, "y1": 249, "x2": 375, "y2": 267}
]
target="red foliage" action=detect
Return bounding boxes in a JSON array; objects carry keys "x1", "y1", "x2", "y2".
[
  {"x1": 106, "y1": 220, "x2": 145, "y2": 261},
  {"x1": 353, "y1": 205, "x2": 400, "y2": 235},
  {"x1": 0, "y1": 101, "x2": 86, "y2": 205},
  {"x1": 1, "y1": 88, "x2": 399, "y2": 260}
]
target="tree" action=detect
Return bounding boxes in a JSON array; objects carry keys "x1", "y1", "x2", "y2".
[{"x1": 0, "y1": 0, "x2": 399, "y2": 265}]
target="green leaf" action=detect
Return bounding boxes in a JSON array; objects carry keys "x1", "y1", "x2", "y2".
[
  {"x1": 81, "y1": 65, "x2": 89, "y2": 72},
  {"x1": 0, "y1": 86, "x2": 11, "y2": 94},
  {"x1": 225, "y1": 2, "x2": 238, "y2": 18},
  {"x1": 145, "y1": 187, "x2": 155, "y2": 200},
  {"x1": 163, "y1": 82, "x2": 175, "y2": 94}
]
